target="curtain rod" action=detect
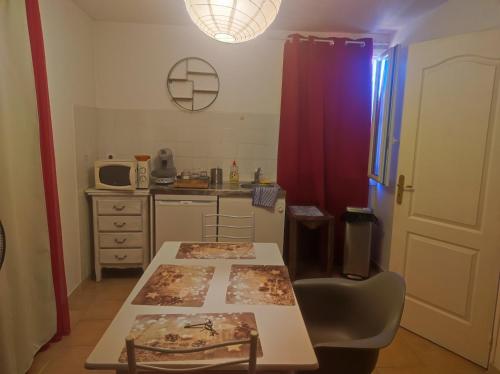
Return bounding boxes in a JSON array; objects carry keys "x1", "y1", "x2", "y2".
[
  {"x1": 271, "y1": 36, "x2": 389, "y2": 48},
  {"x1": 291, "y1": 37, "x2": 366, "y2": 47}
]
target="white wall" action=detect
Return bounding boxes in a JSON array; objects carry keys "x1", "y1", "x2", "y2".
[
  {"x1": 393, "y1": 0, "x2": 500, "y2": 45},
  {"x1": 369, "y1": 0, "x2": 500, "y2": 271},
  {"x1": 40, "y1": 0, "x2": 96, "y2": 293},
  {"x1": 95, "y1": 22, "x2": 284, "y2": 113}
]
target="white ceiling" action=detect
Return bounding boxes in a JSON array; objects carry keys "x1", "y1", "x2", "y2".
[{"x1": 72, "y1": 0, "x2": 447, "y2": 35}]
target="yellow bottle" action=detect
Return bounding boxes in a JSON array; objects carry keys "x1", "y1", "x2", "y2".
[{"x1": 229, "y1": 160, "x2": 239, "y2": 185}]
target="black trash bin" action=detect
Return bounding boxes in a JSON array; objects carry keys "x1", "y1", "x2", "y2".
[{"x1": 342, "y1": 207, "x2": 377, "y2": 279}]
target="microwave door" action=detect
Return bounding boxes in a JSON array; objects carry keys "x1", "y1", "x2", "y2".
[{"x1": 98, "y1": 165, "x2": 136, "y2": 190}]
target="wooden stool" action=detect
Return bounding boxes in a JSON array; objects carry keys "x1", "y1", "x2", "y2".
[{"x1": 286, "y1": 205, "x2": 334, "y2": 281}]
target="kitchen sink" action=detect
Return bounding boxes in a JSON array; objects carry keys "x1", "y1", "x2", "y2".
[{"x1": 240, "y1": 183, "x2": 275, "y2": 189}]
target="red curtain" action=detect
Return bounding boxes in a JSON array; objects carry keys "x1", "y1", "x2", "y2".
[
  {"x1": 25, "y1": 0, "x2": 70, "y2": 341},
  {"x1": 277, "y1": 35, "x2": 373, "y2": 257}
]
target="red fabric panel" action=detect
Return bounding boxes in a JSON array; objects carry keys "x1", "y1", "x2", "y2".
[
  {"x1": 25, "y1": 0, "x2": 70, "y2": 341},
  {"x1": 277, "y1": 35, "x2": 373, "y2": 255}
]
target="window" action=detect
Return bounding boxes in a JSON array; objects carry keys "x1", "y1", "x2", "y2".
[{"x1": 369, "y1": 47, "x2": 397, "y2": 185}]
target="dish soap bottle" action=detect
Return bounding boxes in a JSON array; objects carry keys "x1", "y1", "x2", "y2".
[{"x1": 229, "y1": 160, "x2": 239, "y2": 185}]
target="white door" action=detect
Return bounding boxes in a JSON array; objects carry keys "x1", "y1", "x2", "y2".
[{"x1": 390, "y1": 28, "x2": 500, "y2": 366}]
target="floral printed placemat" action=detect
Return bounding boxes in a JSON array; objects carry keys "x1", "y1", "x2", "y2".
[
  {"x1": 226, "y1": 265, "x2": 295, "y2": 306},
  {"x1": 132, "y1": 264, "x2": 214, "y2": 307},
  {"x1": 118, "y1": 312, "x2": 262, "y2": 362},
  {"x1": 176, "y1": 242, "x2": 256, "y2": 259}
]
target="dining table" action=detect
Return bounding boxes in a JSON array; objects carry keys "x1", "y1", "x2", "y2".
[{"x1": 85, "y1": 241, "x2": 318, "y2": 373}]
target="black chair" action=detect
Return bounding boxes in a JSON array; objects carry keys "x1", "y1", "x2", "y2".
[{"x1": 294, "y1": 272, "x2": 405, "y2": 374}]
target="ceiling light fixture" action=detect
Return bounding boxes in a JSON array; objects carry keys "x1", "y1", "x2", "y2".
[{"x1": 184, "y1": 0, "x2": 281, "y2": 43}]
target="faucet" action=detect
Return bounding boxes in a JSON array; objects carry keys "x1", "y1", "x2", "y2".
[{"x1": 253, "y1": 168, "x2": 262, "y2": 184}]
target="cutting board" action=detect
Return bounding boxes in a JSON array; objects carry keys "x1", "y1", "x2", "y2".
[{"x1": 173, "y1": 178, "x2": 210, "y2": 189}]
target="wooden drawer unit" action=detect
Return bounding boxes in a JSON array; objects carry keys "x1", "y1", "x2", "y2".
[
  {"x1": 97, "y1": 199, "x2": 142, "y2": 215},
  {"x1": 99, "y1": 232, "x2": 143, "y2": 248},
  {"x1": 87, "y1": 191, "x2": 151, "y2": 281},
  {"x1": 98, "y1": 216, "x2": 142, "y2": 232},
  {"x1": 100, "y1": 249, "x2": 143, "y2": 264}
]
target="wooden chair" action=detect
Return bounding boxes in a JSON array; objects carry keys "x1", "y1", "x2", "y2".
[
  {"x1": 125, "y1": 330, "x2": 259, "y2": 374},
  {"x1": 202, "y1": 213, "x2": 255, "y2": 242}
]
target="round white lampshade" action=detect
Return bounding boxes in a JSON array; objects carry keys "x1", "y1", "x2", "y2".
[{"x1": 185, "y1": 0, "x2": 281, "y2": 43}]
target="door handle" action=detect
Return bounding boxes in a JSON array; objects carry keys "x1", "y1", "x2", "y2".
[
  {"x1": 396, "y1": 175, "x2": 415, "y2": 204},
  {"x1": 0, "y1": 220, "x2": 5, "y2": 271}
]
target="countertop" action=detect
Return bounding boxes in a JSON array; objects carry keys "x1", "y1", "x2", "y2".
[
  {"x1": 86, "y1": 183, "x2": 285, "y2": 198},
  {"x1": 150, "y1": 182, "x2": 286, "y2": 198}
]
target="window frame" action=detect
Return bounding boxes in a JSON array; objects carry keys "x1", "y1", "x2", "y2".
[{"x1": 368, "y1": 46, "x2": 398, "y2": 186}]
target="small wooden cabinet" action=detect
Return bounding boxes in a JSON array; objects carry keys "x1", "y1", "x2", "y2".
[{"x1": 87, "y1": 189, "x2": 150, "y2": 281}]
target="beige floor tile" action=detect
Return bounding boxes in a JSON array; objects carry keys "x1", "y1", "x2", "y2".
[
  {"x1": 70, "y1": 309, "x2": 85, "y2": 328},
  {"x1": 416, "y1": 348, "x2": 486, "y2": 374},
  {"x1": 69, "y1": 285, "x2": 98, "y2": 311},
  {"x1": 92, "y1": 280, "x2": 138, "y2": 303},
  {"x1": 82, "y1": 299, "x2": 123, "y2": 320},
  {"x1": 377, "y1": 330, "x2": 422, "y2": 368},
  {"x1": 398, "y1": 328, "x2": 443, "y2": 355},
  {"x1": 396, "y1": 329, "x2": 486, "y2": 374},
  {"x1": 62, "y1": 319, "x2": 112, "y2": 347},
  {"x1": 37, "y1": 346, "x2": 114, "y2": 374},
  {"x1": 26, "y1": 343, "x2": 66, "y2": 374}
]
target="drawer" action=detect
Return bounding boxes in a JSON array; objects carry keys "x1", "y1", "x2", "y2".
[
  {"x1": 97, "y1": 199, "x2": 142, "y2": 215},
  {"x1": 99, "y1": 233, "x2": 143, "y2": 248},
  {"x1": 100, "y1": 249, "x2": 143, "y2": 264},
  {"x1": 98, "y1": 216, "x2": 143, "y2": 232}
]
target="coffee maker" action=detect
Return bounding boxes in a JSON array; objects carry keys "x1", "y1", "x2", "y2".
[{"x1": 151, "y1": 148, "x2": 176, "y2": 185}]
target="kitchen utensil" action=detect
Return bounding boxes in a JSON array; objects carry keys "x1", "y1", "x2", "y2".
[{"x1": 210, "y1": 167, "x2": 223, "y2": 185}]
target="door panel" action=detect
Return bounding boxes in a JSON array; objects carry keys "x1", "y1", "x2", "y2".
[
  {"x1": 390, "y1": 29, "x2": 500, "y2": 366},
  {"x1": 405, "y1": 234, "x2": 476, "y2": 319},
  {"x1": 411, "y1": 58, "x2": 496, "y2": 227}
]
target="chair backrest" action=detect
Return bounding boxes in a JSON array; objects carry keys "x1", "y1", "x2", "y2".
[
  {"x1": 202, "y1": 213, "x2": 255, "y2": 242},
  {"x1": 354, "y1": 271, "x2": 406, "y2": 343},
  {"x1": 125, "y1": 330, "x2": 258, "y2": 374}
]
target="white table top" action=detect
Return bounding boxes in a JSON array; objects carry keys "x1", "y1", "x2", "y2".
[{"x1": 85, "y1": 242, "x2": 318, "y2": 371}]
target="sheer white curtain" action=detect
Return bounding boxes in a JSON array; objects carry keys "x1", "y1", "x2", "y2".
[{"x1": 0, "y1": 0, "x2": 57, "y2": 373}]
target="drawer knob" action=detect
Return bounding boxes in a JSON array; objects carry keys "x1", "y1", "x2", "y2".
[
  {"x1": 114, "y1": 254, "x2": 128, "y2": 260},
  {"x1": 114, "y1": 238, "x2": 127, "y2": 244},
  {"x1": 113, "y1": 204, "x2": 126, "y2": 211},
  {"x1": 113, "y1": 222, "x2": 126, "y2": 228}
]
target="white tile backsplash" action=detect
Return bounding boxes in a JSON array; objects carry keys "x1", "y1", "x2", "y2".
[{"x1": 92, "y1": 108, "x2": 279, "y2": 181}]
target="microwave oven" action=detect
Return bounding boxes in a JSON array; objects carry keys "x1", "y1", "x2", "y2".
[{"x1": 95, "y1": 160, "x2": 137, "y2": 190}]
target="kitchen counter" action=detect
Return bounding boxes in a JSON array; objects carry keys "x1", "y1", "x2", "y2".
[
  {"x1": 150, "y1": 182, "x2": 286, "y2": 198},
  {"x1": 86, "y1": 188, "x2": 150, "y2": 196}
]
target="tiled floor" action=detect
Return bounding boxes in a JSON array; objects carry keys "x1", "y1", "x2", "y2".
[{"x1": 27, "y1": 273, "x2": 492, "y2": 374}]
